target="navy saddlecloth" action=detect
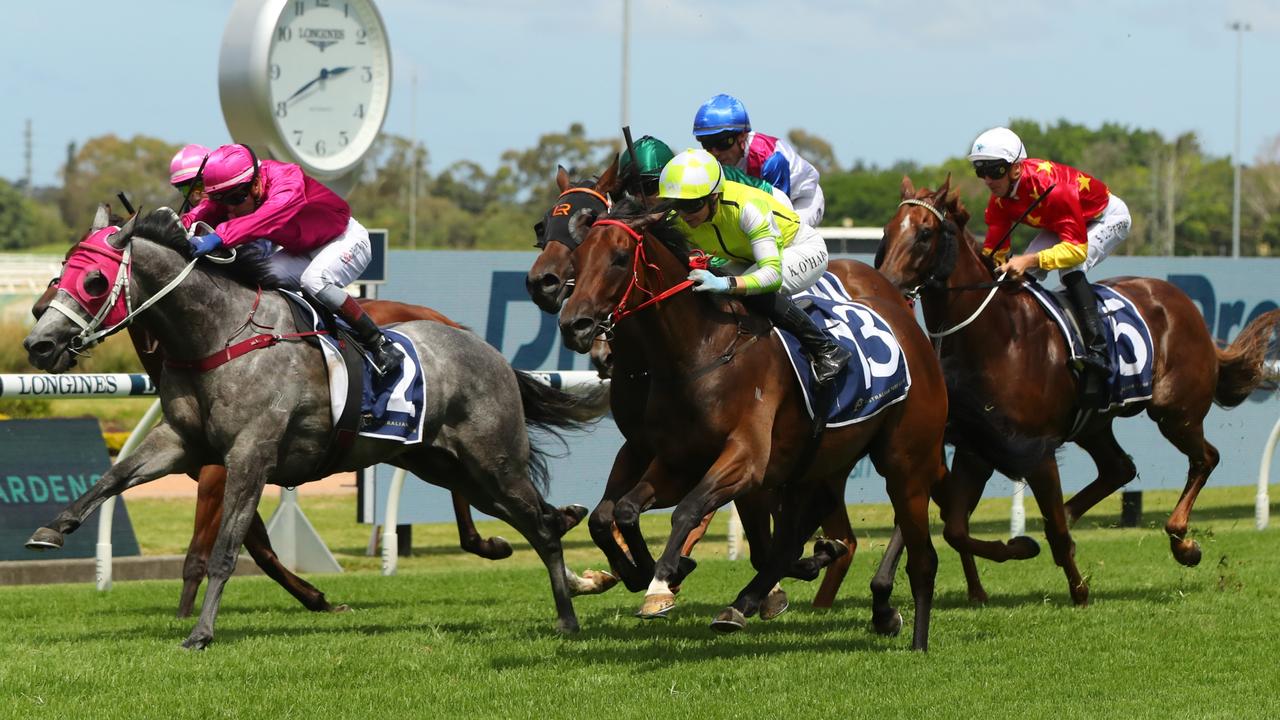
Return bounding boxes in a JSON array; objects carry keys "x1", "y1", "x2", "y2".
[
  {"x1": 779, "y1": 273, "x2": 912, "y2": 426},
  {"x1": 1023, "y1": 280, "x2": 1156, "y2": 408}
]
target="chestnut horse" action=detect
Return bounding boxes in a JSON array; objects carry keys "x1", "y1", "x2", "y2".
[
  {"x1": 875, "y1": 177, "x2": 1280, "y2": 604},
  {"x1": 559, "y1": 201, "x2": 949, "y2": 649},
  {"x1": 525, "y1": 165, "x2": 908, "y2": 610},
  {"x1": 33, "y1": 205, "x2": 583, "y2": 617}
]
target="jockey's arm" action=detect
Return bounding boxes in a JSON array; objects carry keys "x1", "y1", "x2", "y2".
[
  {"x1": 214, "y1": 164, "x2": 308, "y2": 248},
  {"x1": 181, "y1": 198, "x2": 226, "y2": 232},
  {"x1": 727, "y1": 198, "x2": 785, "y2": 295},
  {"x1": 759, "y1": 152, "x2": 792, "y2": 196},
  {"x1": 1034, "y1": 187, "x2": 1090, "y2": 270}
]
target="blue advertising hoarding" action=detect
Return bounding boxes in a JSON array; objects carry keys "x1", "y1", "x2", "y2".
[{"x1": 360, "y1": 251, "x2": 1280, "y2": 524}]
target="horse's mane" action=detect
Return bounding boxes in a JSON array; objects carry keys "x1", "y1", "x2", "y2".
[
  {"x1": 132, "y1": 208, "x2": 282, "y2": 290},
  {"x1": 603, "y1": 197, "x2": 693, "y2": 261}
]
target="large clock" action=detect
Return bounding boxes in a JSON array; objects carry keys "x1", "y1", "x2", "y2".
[{"x1": 218, "y1": 0, "x2": 391, "y2": 190}]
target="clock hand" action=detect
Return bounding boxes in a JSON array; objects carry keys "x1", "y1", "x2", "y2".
[{"x1": 285, "y1": 66, "x2": 354, "y2": 105}]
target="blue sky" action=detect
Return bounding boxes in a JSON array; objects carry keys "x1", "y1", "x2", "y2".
[{"x1": 3, "y1": 0, "x2": 1278, "y2": 187}]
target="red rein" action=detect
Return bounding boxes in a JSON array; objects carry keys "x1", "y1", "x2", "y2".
[{"x1": 594, "y1": 219, "x2": 708, "y2": 324}]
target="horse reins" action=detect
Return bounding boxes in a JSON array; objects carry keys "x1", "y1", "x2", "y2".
[
  {"x1": 894, "y1": 184, "x2": 1055, "y2": 338},
  {"x1": 592, "y1": 219, "x2": 707, "y2": 328}
]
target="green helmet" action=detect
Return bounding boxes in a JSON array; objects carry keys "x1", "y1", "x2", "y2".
[{"x1": 619, "y1": 136, "x2": 675, "y2": 180}]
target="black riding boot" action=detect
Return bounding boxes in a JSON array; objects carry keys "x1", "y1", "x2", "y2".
[
  {"x1": 756, "y1": 293, "x2": 851, "y2": 385},
  {"x1": 334, "y1": 296, "x2": 403, "y2": 377},
  {"x1": 1062, "y1": 270, "x2": 1111, "y2": 404}
]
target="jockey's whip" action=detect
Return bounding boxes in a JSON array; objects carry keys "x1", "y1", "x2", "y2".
[
  {"x1": 622, "y1": 125, "x2": 644, "y2": 205},
  {"x1": 992, "y1": 182, "x2": 1056, "y2": 260},
  {"x1": 115, "y1": 192, "x2": 135, "y2": 216},
  {"x1": 179, "y1": 155, "x2": 210, "y2": 214}
]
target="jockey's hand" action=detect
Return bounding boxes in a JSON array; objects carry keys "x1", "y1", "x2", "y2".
[
  {"x1": 190, "y1": 233, "x2": 224, "y2": 258},
  {"x1": 688, "y1": 269, "x2": 731, "y2": 293},
  {"x1": 996, "y1": 253, "x2": 1039, "y2": 278}
]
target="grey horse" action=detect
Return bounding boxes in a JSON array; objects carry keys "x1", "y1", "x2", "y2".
[{"x1": 23, "y1": 207, "x2": 595, "y2": 648}]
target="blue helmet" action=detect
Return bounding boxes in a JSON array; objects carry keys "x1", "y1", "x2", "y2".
[{"x1": 692, "y1": 94, "x2": 751, "y2": 138}]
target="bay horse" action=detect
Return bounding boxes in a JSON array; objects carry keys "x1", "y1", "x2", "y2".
[
  {"x1": 875, "y1": 176, "x2": 1280, "y2": 604},
  {"x1": 558, "y1": 200, "x2": 950, "y2": 650},
  {"x1": 525, "y1": 165, "x2": 908, "y2": 611},
  {"x1": 31, "y1": 205, "x2": 570, "y2": 619},
  {"x1": 24, "y1": 208, "x2": 597, "y2": 648}
]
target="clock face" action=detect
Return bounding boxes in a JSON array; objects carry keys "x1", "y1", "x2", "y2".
[{"x1": 267, "y1": 0, "x2": 390, "y2": 175}]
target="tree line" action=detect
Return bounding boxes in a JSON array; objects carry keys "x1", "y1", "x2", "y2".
[{"x1": 3, "y1": 119, "x2": 1278, "y2": 257}]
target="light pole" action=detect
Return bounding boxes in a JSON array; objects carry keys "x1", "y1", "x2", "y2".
[
  {"x1": 621, "y1": 0, "x2": 631, "y2": 129},
  {"x1": 1229, "y1": 20, "x2": 1250, "y2": 258}
]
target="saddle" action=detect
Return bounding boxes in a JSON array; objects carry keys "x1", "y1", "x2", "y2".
[
  {"x1": 1021, "y1": 279, "x2": 1155, "y2": 415},
  {"x1": 282, "y1": 292, "x2": 366, "y2": 477}
]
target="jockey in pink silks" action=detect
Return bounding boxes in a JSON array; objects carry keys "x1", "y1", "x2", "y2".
[
  {"x1": 169, "y1": 144, "x2": 209, "y2": 213},
  {"x1": 181, "y1": 143, "x2": 401, "y2": 374}
]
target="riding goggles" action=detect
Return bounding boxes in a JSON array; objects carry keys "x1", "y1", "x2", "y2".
[
  {"x1": 699, "y1": 132, "x2": 740, "y2": 152},
  {"x1": 972, "y1": 159, "x2": 1012, "y2": 180},
  {"x1": 208, "y1": 182, "x2": 253, "y2": 206},
  {"x1": 672, "y1": 197, "x2": 708, "y2": 214}
]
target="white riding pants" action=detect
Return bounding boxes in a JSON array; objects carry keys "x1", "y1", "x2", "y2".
[
  {"x1": 264, "y1": 217, "x2": 372, "y2": 296},
  {"x1": 1028, "y1": 194, "x2": 1131, "y2": 281}
]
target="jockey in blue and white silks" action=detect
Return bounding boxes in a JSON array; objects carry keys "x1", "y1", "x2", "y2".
[{"x1": 692, "y1": 93, "x2": 825, "y2": 227}]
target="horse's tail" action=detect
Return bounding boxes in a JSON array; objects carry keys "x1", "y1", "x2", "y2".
[
  {"x1": 513, "y1": 370, "x2": 609, "y2": 492},
  {"x1": 1213, "y1": 309, "x2": 1280, "y2": 408},
  {"x1": 944, "y1": 367, "x2": 1058, "y2": 479}
]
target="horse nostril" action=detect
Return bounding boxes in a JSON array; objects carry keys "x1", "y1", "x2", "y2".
[
  {"x1": 538, "y1": 273, "x2": 562, "y2": 291},
  {"x1": 570, "y1": 317, "x2": 596, "y2": 336},
  {"x1": 26, "y1": 339, "x2": 53, "y2": 357}
]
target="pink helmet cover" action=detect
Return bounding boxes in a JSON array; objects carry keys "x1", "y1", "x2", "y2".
[{"x1": 169, "y1": 144, "x2": 210, "y2": 185}]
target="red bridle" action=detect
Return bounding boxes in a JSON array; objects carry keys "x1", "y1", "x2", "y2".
[{"x1": 590, "y1": 219, "x2": 708, "y2": 326}]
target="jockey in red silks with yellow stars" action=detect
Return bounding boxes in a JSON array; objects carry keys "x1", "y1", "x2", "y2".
[
  {"x1": 968, "y1": 126, "x2": 1132, "y2": 399},
  {"x1": 182, "y1": 143, "x2": 402, "y2": 375}
]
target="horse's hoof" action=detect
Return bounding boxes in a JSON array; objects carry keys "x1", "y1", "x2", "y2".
[
  {"x1": 1172, "y1": 538, "x2": 1202, "y2": 567},
  {"x1": 568, "y1": 569, "x2": 619, "y2": 596},
  {"x1": 760, "y1": 588, "x2": 790, "y2": 621},
  {"x1": 1007, "y1": 535, "x2": 1041, "y2": 560},
  {"x1": 1070, "y1": 582, "x2": 1090, "y2": 607},
  {"x1": 872, "y1": 609, "x2": 903, "y2": 637},
  {"x1": 710, "y1": 607, "x2": 747, "y2": 633},
  {"x1": 478, "y1": 537, "x2": 514, "y2": 560},
  {"x1": 814, "y1": 537, "x2": 851, "y2": 561},
  {"x1": 560, "y1": 504, "x2": 589, "y2": 533},
  {"x1": 26, "y1": 527, "x2": 64, "y2": 551},
  {"x1": 556, "y1": 616, "x2": 581, "y2": 634},
  {"x1": 181, "y1": 634, "x2": 212, "y2": 651},
  {"x1": 635, "y1": 592, "x2": 676, "y2": 619},
  {"x1": 968, "y1": 589, "x2": 990, "y2": 605}
]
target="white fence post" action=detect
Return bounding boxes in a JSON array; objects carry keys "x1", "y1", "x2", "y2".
[
  {"x1": 1257, "y1": 415, "x2": 1280, "y2": 531},
  {"x1": 381, "y1": 468, "x2": 407, "y2": 575},
  {"x1": 96, "y1": 398, "x2": 164, "y2": 591},
  {"x1": 726, "y1": 502, "x2": 742, "y2": 560},
  {"x1": 1010, "y1": 480, "x2": 1027, "y2": 538}
]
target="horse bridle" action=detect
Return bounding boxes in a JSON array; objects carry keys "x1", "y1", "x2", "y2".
[
  {"x1": 533, "y1": 186, "x2": 612, "y2": 251},
  {"x1": 881, "y1": 197, "x2": 960, "y2": 301},
  {"x1": 888, "y1": 197, "x2": 1012, "y2": 339},
  {"x1": 48, "y1": 215, "x2": 208, "y2": 352}
]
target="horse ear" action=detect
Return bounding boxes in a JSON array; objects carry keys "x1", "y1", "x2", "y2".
[
  {"x1": 628, "y1": 211, "x2": 668, "y2": 233},
  {"x1": 91, "y1": 204, "x2": 111, "y2": 231},
  {"x1": 934, "y1": 172, "x2": 953, "y2": 199},
  {"x1": 568, "y1": 208, "x2": 600, "y2": 245},
  {"x1": 946, "y1": 189, "x2": 971, "y2": 228},
  {"x1": 106, "y1": 208, "x2": 142, "y2": 249},
  {"x1": 556, "y1": 165, "x2": 571, "y2": 192},
  {"x1": 900, "y1": 175, "x2": 916, "y2": 199},
  {"x1": 595, "y1": 155, "x2": 621, "y2": 195}
]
